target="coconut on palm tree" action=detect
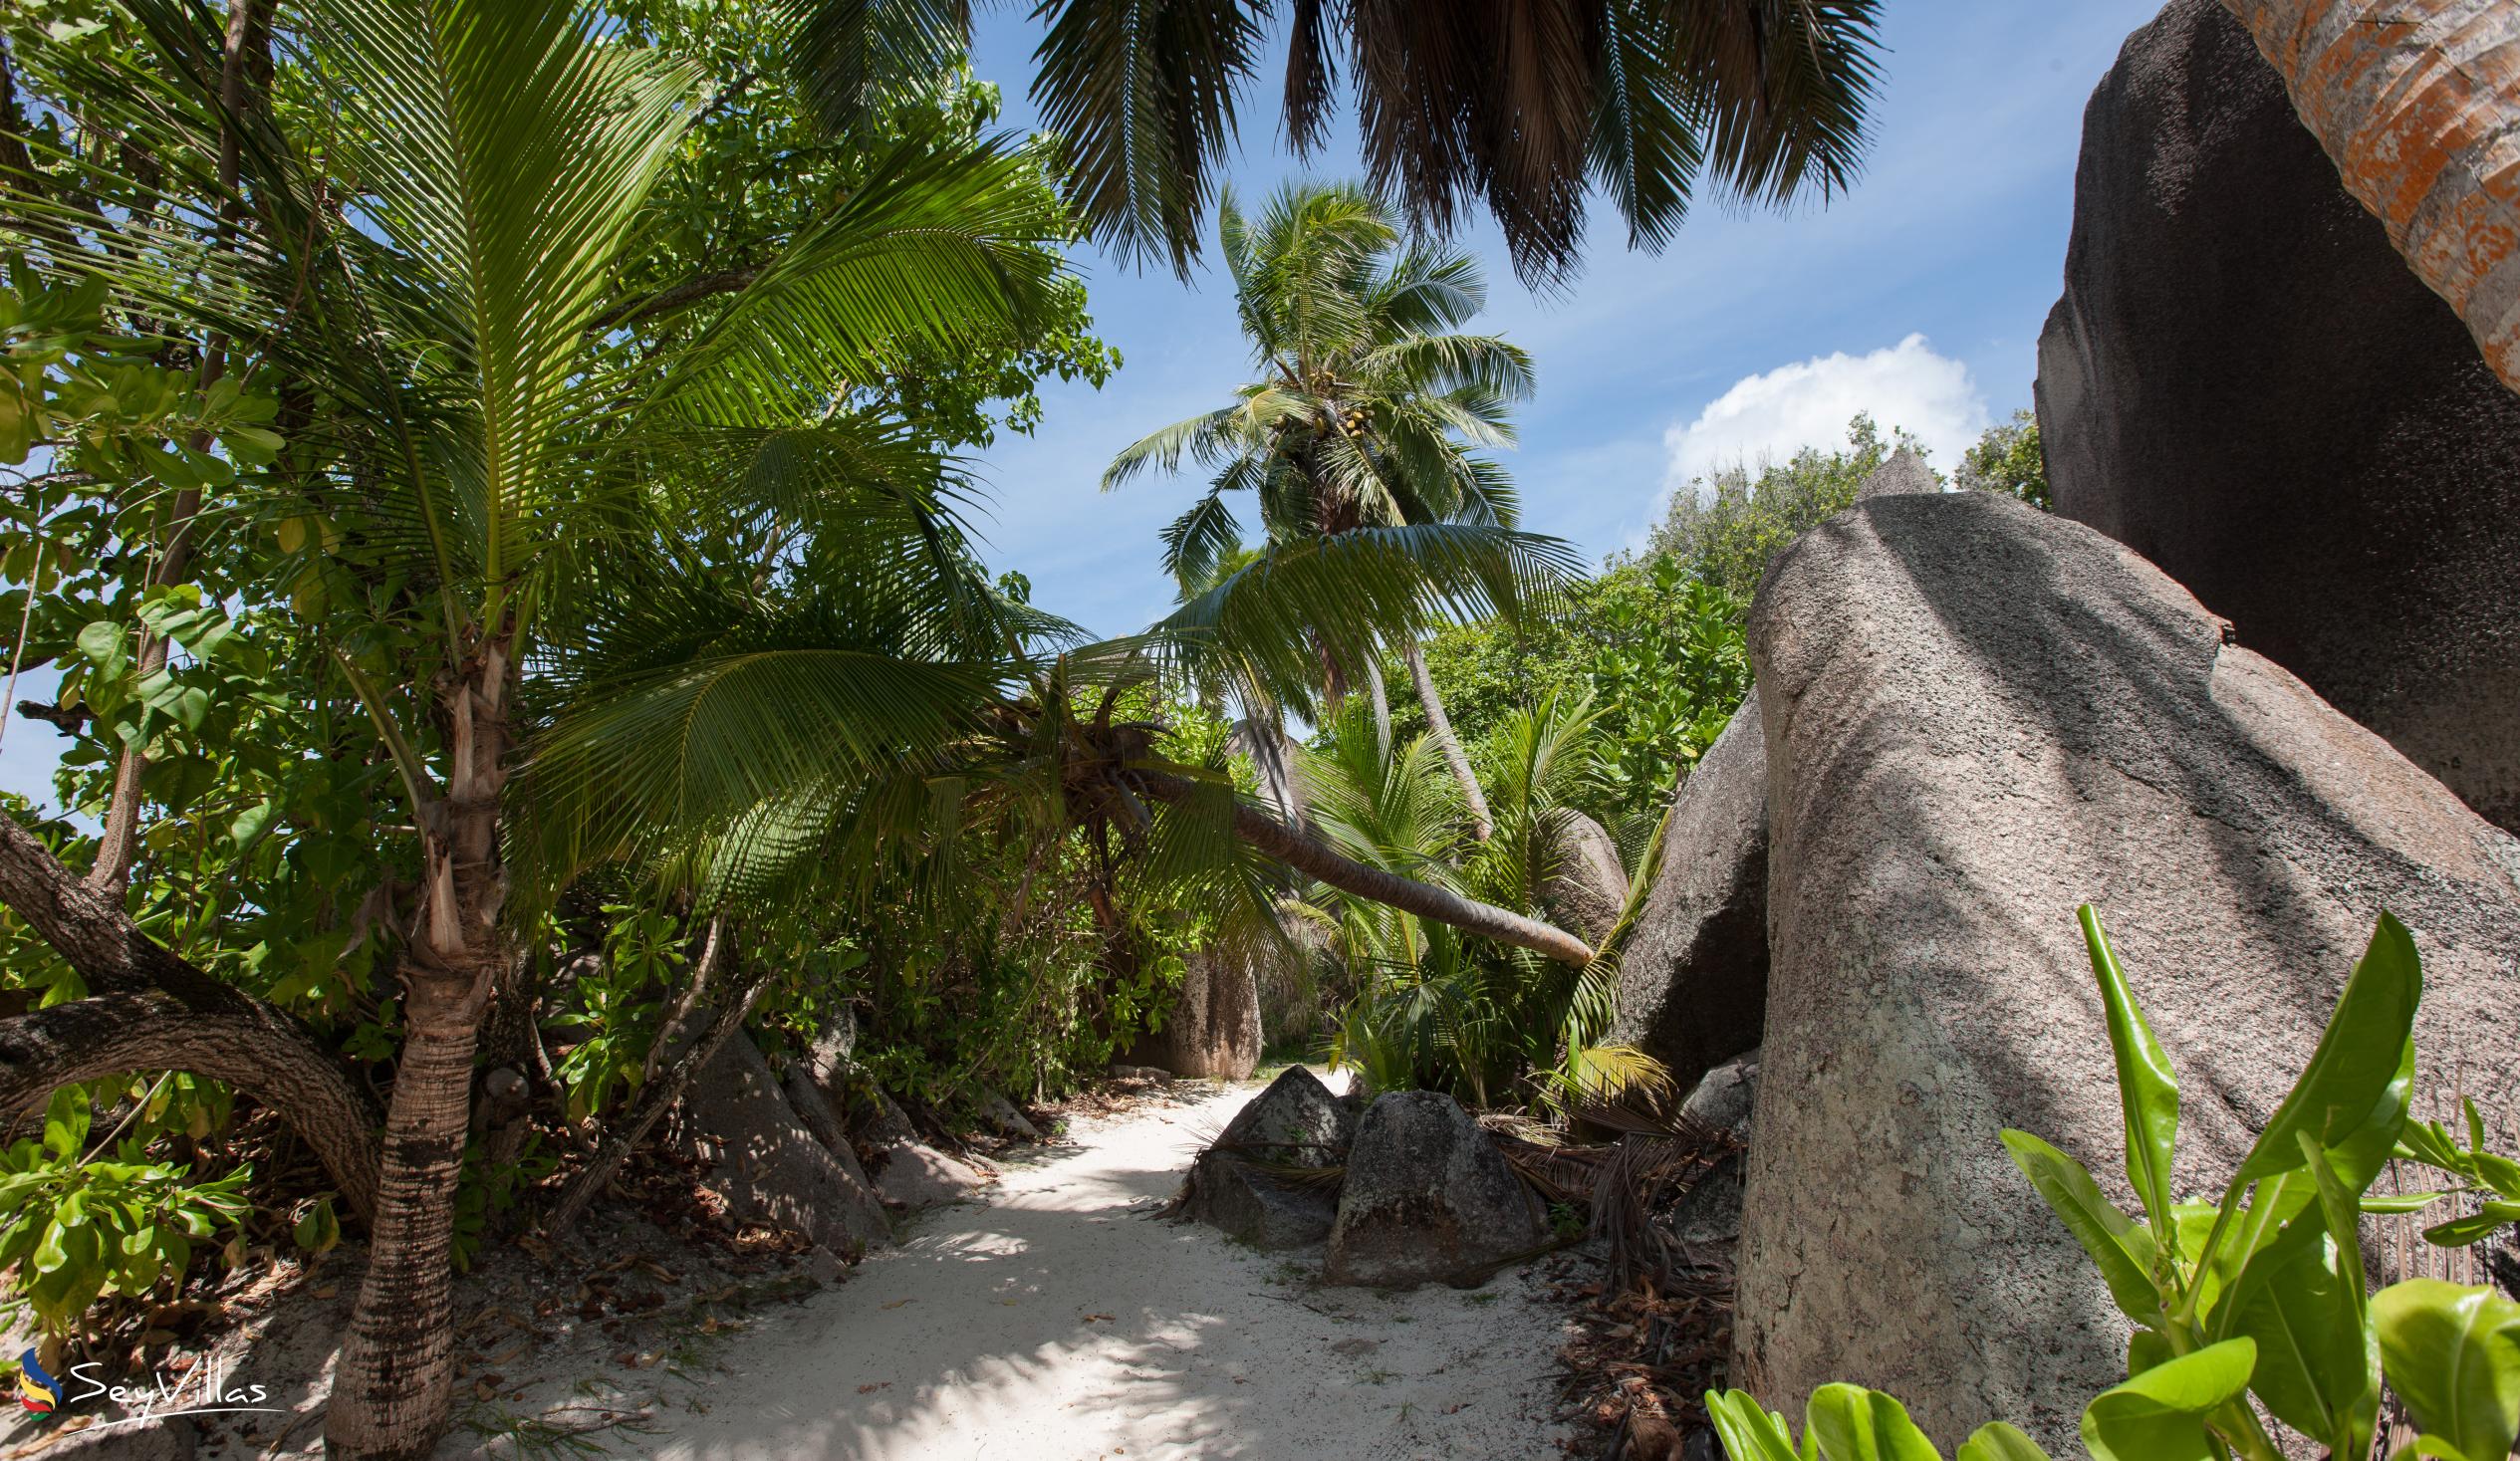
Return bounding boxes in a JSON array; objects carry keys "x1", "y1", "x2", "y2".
[{"x1": 1106, "y1": 181, "x2": 1526, "y2": 839}]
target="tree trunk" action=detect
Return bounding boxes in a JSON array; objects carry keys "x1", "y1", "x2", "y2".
[
  {"x1": 1363, "y1": 653, "x2": 1392, "y2": 755},
  {"x1": 327, "y1": 638, "x2": 512, "y2": 1461},
  {"x1": 543, "y1": 960, "x2": 774, "y2": 1237},
  {"x1": 1404, "y1": 639, "x2": 1491, "y2": 840},
  {"x1": 0, "y1": 812, "x2": 380, "y2": 1221},
  {"x1": 641, "y1": 912, "x2": 722, "y2": 1084},
  {"x1": 1134, "y1": 770, "x2": 1593, "y2": 965},
  {"x1": 90, "y1": 0, "x2": 270, "y2": 900},
  {"x1": 2220, "y1": 0, "x2": 2520, "y2": 392}
]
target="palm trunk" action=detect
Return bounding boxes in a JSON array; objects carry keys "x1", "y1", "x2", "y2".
[
  {"x1": 2220, "y1": 0, "x2": 2520, "y2": 392},
  {"x1": 326, "y1": 639, "x2": 512, "y2": 1460},
  {"x1": 1404, "y1": 639, "x2": 1491, "y2": 840},
  {"x1": 1363, "y1": 653, "x2": 1392, "y2": 755},
  {"x1": 1134, "y1": 770, "x2": 1593, "y2": 965},
  {"x1": 641, "y1": 913, "x2": 723, "y2": 1084}
]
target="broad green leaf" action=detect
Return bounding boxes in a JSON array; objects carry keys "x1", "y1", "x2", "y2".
[
  {"x1": 1705, "y1": 1388, "x2": 1811, "y2": 1461},
  {"x1": 2211, "y1": 1207, "x2": 2372, "y2": 1444},
  {"x1": 2373, "y1": 1279, "x2": 2520, "y2": 1461},
  {"x1": 39, "y1": 1090, "x2": 86, "y2": 1161},
  {"x1": 2234, "y1": 911, "x2": 2419, "y2": 1190},
  {"x1": 2128, "y1": 1329, "x2": 2173, "y2": 1376},
  {"x1": 2079, "y1": 1338, "x2": 2257, "y2": 1461},
  {"x1": 1954, "y1": 1423, "x2": 2051, "y2": 1461},
  {"x1": 1805, "y1": 1384, "x2": 1944, "y2": 1461},
  {"x1": 2079, "y1": 905, "x2": 2179, "y2": 1238},
  {"x1": 2387, "y1": 1437, "x2": 2481, "y2": 1461},
  {"x1": 2000, "y1": 1129, "x2": 2160, "y2": 1323},
  {"x1": 2422, "y1": 1199, "x2": 2520, "y2": 1247}
]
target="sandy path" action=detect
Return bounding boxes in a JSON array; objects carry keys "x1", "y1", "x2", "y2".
[{"x1": 632, "y1": 1077, "x2": 1574, "y2": 1460}]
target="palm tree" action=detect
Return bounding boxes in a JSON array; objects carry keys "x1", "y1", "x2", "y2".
[
  {"x1": 0, "y1": 0, "x2": 1071, "y2": 1452},
  {"x1": 1308, "y1": 692, "x2": 1666, "y2": 1108},
  {"x1": 1105, "y1": 181, "x2": 1525, "y2": 838},
  {"x1": 526, "y1": 515, "x2": 1604, "y2": 969},
  {"x1": 2216, "y1": 0, "x2": 2520, "y2": 395},
  {"x1": 976, "y1": 0, "x2": 1889, "y2": 281}
]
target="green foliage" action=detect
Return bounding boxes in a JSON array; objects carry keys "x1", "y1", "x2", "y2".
[
  {"x1": 450, "y1": 1138, "x2": 556, "y2": 1274},
  {"x1": 1313, "y1": 694, "x2": 1666, "y2": 1110},
  {"x1": 1955, "y1": 409, "x2": 2049, "y2": 511},
  {"x1": 1649, "y1": 413, "x2": 1919, "y2": 601},
  {"x1": 1711, "y1": 907, "x2": 2520, "y2": 1461},
  {"x1": 0, "y1": 1092, "x2": 250, "y2": 1338},
  {"x1": 1396, "y1": 555, "x2": 1749, "y2": 822}
]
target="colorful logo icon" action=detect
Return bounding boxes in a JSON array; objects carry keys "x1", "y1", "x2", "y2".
[{"x1": 15, "y1": 1350, "x2": 61, "y2": 1414}]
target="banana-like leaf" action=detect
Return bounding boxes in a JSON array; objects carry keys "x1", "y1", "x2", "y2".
[
  {"x1": 2077, "y1": 905, "x2": 2179, "y2": 1241},
  {"x1": 2078, "y1": 1338, "x2": 2256, "y2": 1461},
  {"x1": 1805, "y1": 1384, "x2": 1945, "y2": 1461},
  {"x1": 2000, "y1": 1128, "x2": 2160, "y2": 1325},
  {"x1": 1703, "y1": 1389, "x2": 1814, "y2": 1461},
  {"x1": 2208, "y1": 1138, "x2": 2378, "y2": 1454},
  {"x1": 2373, "y1": 1279, "x2": 2520, "y2": 1461},
  {"x1": 2233, "y1": 910, "x2": 2420, "y2": 1189},
  {"x1": 1953, "y1": 1423, "x2": 2052, "y2": 1461}
]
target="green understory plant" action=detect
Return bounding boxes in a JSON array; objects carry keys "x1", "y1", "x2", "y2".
[
  {"x1": 1707, "y1": 906, "x2": 2520, "y2": 1461},
  {"x1": 0, "y1": 1090, "x2": 251, "y2": 1337}
]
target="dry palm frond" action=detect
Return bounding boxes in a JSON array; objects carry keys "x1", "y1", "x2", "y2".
[{"x1": 1495, "y1": 1131, "x2": 1608, "y2": 1207}]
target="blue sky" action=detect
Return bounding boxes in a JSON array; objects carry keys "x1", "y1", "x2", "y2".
[
  {"x1": 0, "y1": 3, "x2": 2160, "y2": 810},
  {"x1": 958, "y1": 2, "x2": 2163, "y2": 638}
]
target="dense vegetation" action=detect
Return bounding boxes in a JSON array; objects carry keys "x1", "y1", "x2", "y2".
[{"x1": 5, "y1": 2, "x2": 2505, "y2": 1459}]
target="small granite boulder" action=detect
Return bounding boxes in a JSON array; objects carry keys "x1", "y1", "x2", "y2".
[
  {"x1": 1666, "y1": 1051, "x2": 1760, "y2": 1251},
  {"x1": 1678, "y1": 1049, "x2": 1760, "y2": 1139},
  {"x1": 1325, "y1": 1091, "x2": 1547, "y2": 1289},
  {"x1": 1181, "y1": 1066, "x2": 1356, "y2": 1248},
  {"x1": 874, "y1": 1141, "x2": 989, "y2": 1209}
]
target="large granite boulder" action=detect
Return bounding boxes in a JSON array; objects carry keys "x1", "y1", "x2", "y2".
[
  {"x1": 1734, "y1": 487, "x2": 2520, "y2": 1450},
  {"x1": 2035, "y1": 0, "x2": 2520, "y2": 833},
  {"x1": 1126, "y1": 942, "x2": 1265, "y2": 1081},
  {"x1": 1325, "y1": 1091, "x2": 1548, "y2": 1289},
  {"x1": 1540, "y1": 809, "x2": 1630, "y2": 947},
  {"x1": 1181, "y1": 1066, "x2": 1357, "y2": 1248},
  {"x1": 1666, "y1": 1052, "x2": 1759, "y2": 1252},
  {"x1": 675, "y1": 1033, "x2": 890, "y2": 1254},
  {"x1": 1607, "y1": 694, "x2": 1769, "y2": 1094}
]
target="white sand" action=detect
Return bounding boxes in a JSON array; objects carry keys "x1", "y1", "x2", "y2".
[{"x1": 631, "y1": 1077, "x2": 1575, "y2": 1461}]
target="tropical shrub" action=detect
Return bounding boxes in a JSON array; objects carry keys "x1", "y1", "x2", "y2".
[
  {"x1": 1313, "y1": 694, "x2": 1669, "y2": 1113},
  {"x1": 1396, "y1": 554, "x2": 1750, "y2": 824},
  {"x1": 0, "y1": 1091, "x2": 251, "y2": 1339},
  {"x1": 1706, "y1": 907, "x2": 2520, "y2": 1461},
  {"x1": 1954, "y1": 408, "x2": 2049, "y2": 511},
  {"x1": 1651, "y1": 413, "x2": 1921, "y2": 601}
]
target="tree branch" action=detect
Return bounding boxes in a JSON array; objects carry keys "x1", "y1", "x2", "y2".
[
  {"x1": 0, "y1": 809, "x2": 379, "y2": 1223},
  {"x1": 1133, "y1": 770, "x2": 1596, "y2": 965}
]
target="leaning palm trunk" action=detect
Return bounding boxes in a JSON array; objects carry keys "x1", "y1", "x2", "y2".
[
  {"x1": 2220, "y1": 0, "x2": 2520, "y2": 391},
  {"x1": 1363, "y1": 654, "x2": 1393, "y2": 755},
  {"x1": 1134, "y1": 770, "x2": 1592, "y2": 965},
  {"x1": 327, "y1": 644, "x2": 514, "y2": 1460},
  {"x1": 1404, "y1": 639, "x2": 1492, "y2": 841}
]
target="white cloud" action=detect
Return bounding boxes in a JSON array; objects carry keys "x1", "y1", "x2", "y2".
[{"x1": 1659, "y1": 334, "x2": 1991, "y2": 501}]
